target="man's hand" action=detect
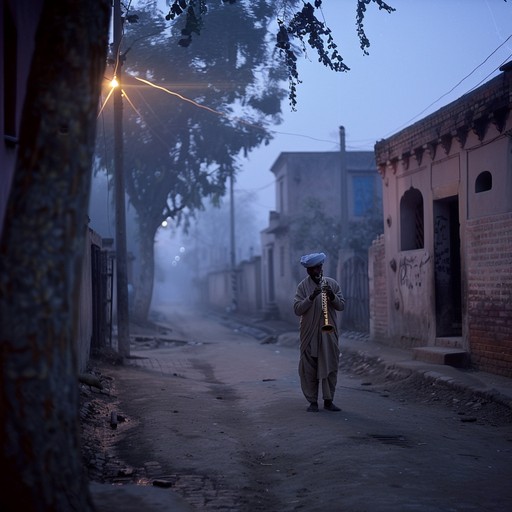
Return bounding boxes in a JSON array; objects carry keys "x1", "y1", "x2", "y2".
[
  {"x1": 322, "y1": 282, "x2": 335, "y2": 301},
  {"x1": 309, "y1": 285, "x2": 322, "y2": 301}
]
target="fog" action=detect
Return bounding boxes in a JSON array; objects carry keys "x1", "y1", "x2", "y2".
[
  {"x1": 89, "y1": 0, "x2": 512, "y2": 313},
  {"x1": 152, "y1": 191, "x2": 262, "y2": 307}
]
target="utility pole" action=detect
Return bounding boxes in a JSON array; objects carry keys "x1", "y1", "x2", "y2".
[
  {"x1": 113, "y1": 0, "x2": 130, "y2": 357},
  {"x1": 229, "y1": 172, "x2": 238, "y2": 312},
  {"x1": 339, "y1": 125, "x2": 348, "y2": 244}
]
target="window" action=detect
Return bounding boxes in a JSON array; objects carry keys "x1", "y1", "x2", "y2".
[
  {"x1": 352, "y1": 175, "x2": 375, "y2": 217},
  {"x1": 475, "y1": 171, "x2": 492, "y2": 193},
  {"x1": 400, "y1": 187, "x2": 424, "y2": 250}
]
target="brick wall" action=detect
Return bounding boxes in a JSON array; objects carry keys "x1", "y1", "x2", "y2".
[
  {"x1": 369, "y1": 235, "x2": 388, "y2": 340},
  {"x1": 467, "y1": 212, "x2": 512, "y2": 377},
  {"x1": 375, "y1": 71, "x2": 512, "y2": 165}
]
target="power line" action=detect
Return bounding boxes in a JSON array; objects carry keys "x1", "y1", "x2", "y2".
[
  {"x1": 381, "y1": 33, "x2": 512, "y2": 138},
  {"x1": 103, "y1": 70, "x2": 343, "y2": 149},
  {"x1": 100, "y1": 29, "x2": 512, "y2": 160},
  {"x1": 464, "y1": 50, "x2": 512, "y2": 94}
]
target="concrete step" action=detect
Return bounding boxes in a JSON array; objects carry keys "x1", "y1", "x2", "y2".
[
  {"x1": 412, "y1": 346, "x2": 469, "y2": 368},
  {"x1": 435, "y1": 336, "x2": 464, "y2": 349}
]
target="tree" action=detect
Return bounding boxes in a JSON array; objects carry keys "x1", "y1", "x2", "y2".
[
  {"x1": 290, "y1": 192, "x2": 384, "y2": 275},
  {"x1": 346, "y1": 201, "x2": 384, "y2": 254},
  {"x1": 0, "y1": 1, "x2": 110, "y2": 511},
  {"x1": 126, "y1": 0, "x2": 392, "y2": 321},
  {"x1": 151, "y1": 190, "x2": 262, "y2": 306},
  {"x1": 97, "y1": 2, "x2": 289, "y2": 322},
  {"x1": 97, "y1": 0, "x2": 395, "y2": 323},
  {"x1": 182, "y1": 189, "x2": 262, "y2": 271},
  {"x1": 290, "y1": 198, "x2": 344, "y2": 276},
  {"x1": 167, "y1": 0, "x2": 395, "y2": 109}
]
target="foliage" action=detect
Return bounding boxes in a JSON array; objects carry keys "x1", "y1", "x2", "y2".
[
  {"x1": 95, "y1": 0, "x2": 396, "y2": 319},
  {"x1": 356, "y1": 0, "x2": 396, "y2": 54},
  {"x1": 290, "y1": 195, "x2": 384, "y2": 261},
  {"x1": 96, "y1": 1, "x2": 289, "y2": 318},
  {"x1": 166, "y1": 0, "x2": 395, "y2": 109},
  {"x1": 275, "y1": 1, "x2": 348, "y2": 110},
  {"x1": 290, "y1": 198, "x2": 343, "y2": 264},
  {"x1": 100, "y1": 3, "x2": 287, "y2": 229},
  {"x1": 181, "y1": 190, "x2": 262, "y2": 272},
  {"x1": 346, "y1": 201, "x2": 383, "y2": 254}
]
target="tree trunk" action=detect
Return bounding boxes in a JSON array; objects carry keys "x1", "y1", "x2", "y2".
[
  {"x1": 132, "y1": 226, "x2": 157, "y2": 323},
  {"x1": 0, "y1": 1, "x2": 110, "y2": 511}
]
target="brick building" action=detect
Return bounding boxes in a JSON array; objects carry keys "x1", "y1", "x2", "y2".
[{"x1": 371, "y1": 64, "x2": 512, "y2": 378}]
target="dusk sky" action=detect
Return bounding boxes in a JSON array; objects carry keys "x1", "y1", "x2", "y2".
[
  {"x1": 150, "y1": 0, "x2": 512, "y2": 292},
  {"x1": 235, "y1": 0, "x2": 512, "y2": 222}
]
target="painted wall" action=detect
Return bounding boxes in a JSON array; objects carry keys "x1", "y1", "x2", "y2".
[
  {"x1": 373, "y1": 68, "x2": 512, "y2": 377},
  {"x1": 368, "y1": 235, "x2": 387, "y2": 339}
]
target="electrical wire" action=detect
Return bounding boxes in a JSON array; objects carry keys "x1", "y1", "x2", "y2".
[
  {"x1": 100, "y1": 9, "x2": 512, "y2": 160},
  {"x1": 381, "y1": 32, "x2": 512, "y2": 138},
  {"x1": 464, "y1": 50, "x2": 512, "y2": 94}
]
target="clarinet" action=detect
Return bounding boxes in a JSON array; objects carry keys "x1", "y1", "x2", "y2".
[{"x1": 320, "y1": 274, "x2": 335, "y2": 333}]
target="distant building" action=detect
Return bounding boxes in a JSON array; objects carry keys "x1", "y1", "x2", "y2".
[
  {"x1": 260, "y1": 127, "x2": 381, "y2": 326},
  {"x1": 372, "y1": 64, "x2": 512, "y2": 377}
]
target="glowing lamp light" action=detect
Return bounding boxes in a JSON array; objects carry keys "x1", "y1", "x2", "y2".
[{"x1": 111, "y1": 77, "x2": 119, "y2": 88}]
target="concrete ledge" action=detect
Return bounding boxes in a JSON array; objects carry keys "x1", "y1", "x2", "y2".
[{"x1": 412, "y1": 346, "x2": 469, "y2": 368}]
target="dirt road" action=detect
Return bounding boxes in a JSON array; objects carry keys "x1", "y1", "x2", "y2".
[{"x1": 83, "y1": 305, "x2": 512, "y2": 511}]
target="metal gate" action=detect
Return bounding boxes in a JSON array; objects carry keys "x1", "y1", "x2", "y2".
[
  {"x1": 341, "y1": 255, "x2": 369, "y2": 332},
  {"x1": 90, "y1": 244, "x2": 114, "y2": 352}
]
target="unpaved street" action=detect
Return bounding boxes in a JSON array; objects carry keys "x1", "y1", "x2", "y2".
[{"x1": 84, "y1": 305, "x2": 512, "y2": 511}]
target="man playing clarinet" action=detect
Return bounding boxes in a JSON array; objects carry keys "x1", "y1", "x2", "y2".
[{"x1": 293, "y1": 252, "x2": 346, "y2": 412}]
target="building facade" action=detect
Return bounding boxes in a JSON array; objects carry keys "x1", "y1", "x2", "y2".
[
  {"x1": 260, "y1": 127, "x2": 380, "y2": 325},
  {"x1": 372, "y1": 65, "x2": 512, "y2": 377}
]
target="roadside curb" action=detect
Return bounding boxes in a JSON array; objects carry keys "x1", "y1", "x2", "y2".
[{"x1": 338, "y1": 342, "x2": 512, "y2": 414}]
